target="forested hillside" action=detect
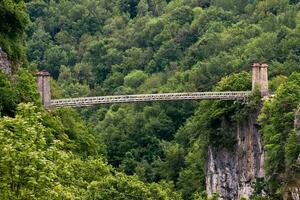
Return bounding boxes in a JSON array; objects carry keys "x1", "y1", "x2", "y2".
[{"x1": 1, "y1": 0, "x2": 300, "y2": 199}]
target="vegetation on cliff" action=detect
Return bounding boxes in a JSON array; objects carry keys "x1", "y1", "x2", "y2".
[
  {"x1": 259, "y1": 72, "x2": 300, "y2": 198},
  {"x1": 0, "y1": 0, "x2": 28, "y2": 61}
]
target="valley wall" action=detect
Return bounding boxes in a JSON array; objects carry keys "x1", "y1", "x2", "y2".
[{"x1": 206, "y1": 112, "x2": 265, "y2": 199}]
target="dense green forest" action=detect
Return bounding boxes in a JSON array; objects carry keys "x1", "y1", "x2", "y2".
[{"x1": 1, "y1": 0, "x2": 300, "y2": 199}]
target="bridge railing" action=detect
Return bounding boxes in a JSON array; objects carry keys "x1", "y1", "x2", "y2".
[{"x1": 50, "y1": 91, "x2": 251, "y2": 108}]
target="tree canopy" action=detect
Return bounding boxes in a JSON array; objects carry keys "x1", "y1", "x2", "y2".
[{"x1": 0, "y1": 0, "x2": 300, "y2": 199}]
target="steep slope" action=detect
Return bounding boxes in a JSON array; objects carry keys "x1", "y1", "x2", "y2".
[{"x1": 206, "y1": 112, "x2": 264, "y2": 199}]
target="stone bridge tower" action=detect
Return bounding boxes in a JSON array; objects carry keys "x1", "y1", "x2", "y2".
[
  {"x1": 36, "y1": 71, "x2": 51, "y2": 107},
  {"x1": 251, "y1": 63, "x2": 269, "y2": 96}
]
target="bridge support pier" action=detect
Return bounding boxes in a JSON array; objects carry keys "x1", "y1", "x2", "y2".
[
  {"x1": 252, "y1": 63, "x2": 269, "y2": 96},
  {"x1": 36, "y1": 71, "x2": 51, "y2": 108}
]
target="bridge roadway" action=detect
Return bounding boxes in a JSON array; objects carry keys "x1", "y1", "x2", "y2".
[{"x1": 50, "y1": 91, "x2": 251, "y2": 108}]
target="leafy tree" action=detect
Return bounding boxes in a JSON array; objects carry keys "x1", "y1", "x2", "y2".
[
  {"x1": 259, "y1": 72, "x2": 300, "y2": 195},
  {"x1": 15, "y1": 69, "x2": 40, "y2": 105},
  {"x1": 24, "y1": 0, "x2": 300, "y2": 198},
  {"x1": 0, "y1": 71, "x2": 16, "y2": 116},
  {"x1": 43, "y1": 46, "x2": 72, "y2": 78},
  {"x1": 0, "y1": 0, "x2": 29, "y2": 60},
  {"x1": 160, "y1": 142, "x2": 185, "y2": 182},
  {"x1": 124, "y1": 70, "x2": 148, "y2": 89},
  {"x1": 0, "y1": 69, "x2": 40, "y2": 117},
  {"x1": 0, "y1": 103, "x2": 182, "y2": 199},
  {"x1": 137, "y1": 0, "x2": 149, "y2": 16}
]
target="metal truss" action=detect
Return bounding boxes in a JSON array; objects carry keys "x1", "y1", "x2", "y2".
[{"x1": 50, "y1": 91, "x2": 251, "y2": 108}]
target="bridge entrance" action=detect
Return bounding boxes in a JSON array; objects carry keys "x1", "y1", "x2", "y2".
[{"x1": 36, "y1": 63, "x2": 269, "y2": 108}]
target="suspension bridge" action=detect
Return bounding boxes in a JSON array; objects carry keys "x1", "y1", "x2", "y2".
[{"x1": 37, "y1": 63, "x2": 269, "y2": 108}]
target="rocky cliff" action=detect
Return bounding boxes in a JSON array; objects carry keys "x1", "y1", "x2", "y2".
[
  {"x1": 0, "y1": 47, "x2": 12, "y2": 74},
  {"x1": 206, "y1": 113, "x2": 265, "y2": 199},
  {"x1": 283, "y1": 169, "x2": 300, "y2": 200},
  {"x1": 295, "y1": 107, "x2": 300, "y2": 131}
]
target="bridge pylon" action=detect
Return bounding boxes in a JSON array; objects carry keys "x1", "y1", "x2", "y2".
[
  {"x1": 36, "y1": 70, "x2": 51, "y2": 108},
  {"x1": 251, "y1": 62, "x2": 269, "y2": 96}
]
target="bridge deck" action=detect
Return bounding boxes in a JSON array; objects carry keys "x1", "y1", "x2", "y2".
[{"x1": 50, "y1": 91, "x2": 251, "y2": 108}]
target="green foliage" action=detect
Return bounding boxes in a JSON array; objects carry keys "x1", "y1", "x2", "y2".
[
  {"x1": 250, "y1": 178, "x2": 269, "y2": 199},
  {"x1": 0, "y1": 71, "x2": 16, "y2": 116},
  {"x1": 23, "y1": 0, "x2": 300, "y2": 199},
  {"x1": 0, "y1": 70, "x2": 39, "y2": 117},
  {"x1": 204, "y1": 72, "x2": 253, "y2": 149},
  {"x1": 259, "y1": 72, "x2": 300, "y2": 195},
  {"x1": 0, "y1": 0, "x2": 29, "y2": 60},
  {"x1": 15, "y1": 69, "x2": 40, "y2": 105},
  {"x1": 85, "y1": 173, "x2": 182, "y2": 199},
  {"x1": 160, "y1": 142, "x2": 185, "y2": 181},
  {"x1": 251, "y1": 197, "x2": 270, "y2": 200},
  {"x1": 269, "y1": 75, "x2": 287, "y2": 92},
  {"x1": 177, "y1": 140, "x2": 207, "y2": 199},
  {"x1": 51, "y1": 108, "x2": 104, "y2": 157},
  {"x1": 285, "y1": 130, "x2": 300, "y2": 167},
  {"x1": 0, "y1": 103, "x2": 182, "y2": 199},
  {"x1": 192, "y1": 191, "x2": 219, "y2": 200},
  {"x1": 124, "y1": 70, "x2": 148, "y2": 89},
  {"x1": 93, "y1": 104, "x2": 177, "y2": 178}
]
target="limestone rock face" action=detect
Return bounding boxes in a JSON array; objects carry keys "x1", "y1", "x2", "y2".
[
  {"x1": 206, "y1": 113, "x2": 265, "y2": 199},
  {"x1": 295, "y1": 107, "x2": 300, "y2": 130},
  {"x1": 283, "y1": 156, "x2": 300, "y2": 200},
  {"x1": 286, "y1": 188, "x2": 300, "y2": 200},
  {"x1": 0, "y1": 48, "x2": 12, "y2": 74}
]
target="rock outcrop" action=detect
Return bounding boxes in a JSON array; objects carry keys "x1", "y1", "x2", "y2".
[
  {"x1": 206, "y1": 113, "x2": 265, "y2": 199},
  {"x1": 283, "y1": 154, "x2": 300, "y2": 200},
  {"x1": 295, "y1": 107, "x2": 300, "y2": 131},
  {"x1": 0, "y1": 47, "x2": 12, "y2": 74}
]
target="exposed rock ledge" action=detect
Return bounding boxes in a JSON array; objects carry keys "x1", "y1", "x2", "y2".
[
  {"x1": 0, "y1": 47, "x2": 12, "y2": 74},
  {"x1": 206, "y1": 113, "x2": 265, "y2": 200}
]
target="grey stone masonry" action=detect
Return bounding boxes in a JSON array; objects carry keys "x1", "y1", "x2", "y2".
[
  {"x1": 260, "y1": 63, "x2": 269, "y2": 96},
  {"x1": 251, "y1": 63, "x2": 269, "y2": 96},
  {"x1": 36, "y1": 71, "x2": 51, "y2": 108}
]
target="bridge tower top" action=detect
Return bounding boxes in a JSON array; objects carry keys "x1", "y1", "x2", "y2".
[
  {"x1": 251, "y1": 63, "x2": 269, "y2": 96},
  {"x1": 36, "y1": 70, "x2": 51, "y2": 108}
]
